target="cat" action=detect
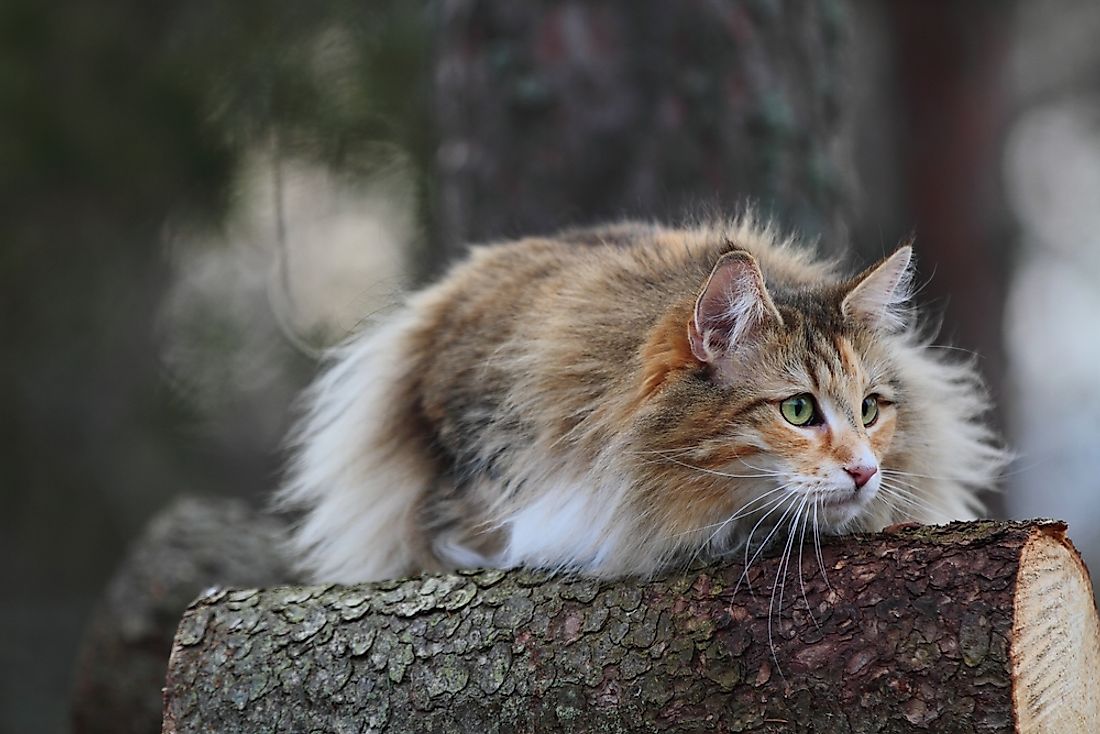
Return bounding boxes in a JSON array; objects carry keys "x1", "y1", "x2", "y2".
[{"x1": 278, "y1": 217, "x2": 1009, "y2": 583}]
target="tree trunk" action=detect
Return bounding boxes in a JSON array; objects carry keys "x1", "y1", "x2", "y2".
[
  {"x1": 432, "y1": 0, "x2": 855, "y2": 269},
  {"x1": 161, "y1": 520, "x2": 1100, "y2": 733}
]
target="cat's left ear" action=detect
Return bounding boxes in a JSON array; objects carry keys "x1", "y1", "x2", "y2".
[{"x1": 841, "y1": 245, "x2": 914, "y2": 331}]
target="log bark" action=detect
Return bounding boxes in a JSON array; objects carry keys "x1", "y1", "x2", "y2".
[
  {"x1": 161, "y1": 520, "x2": 1100, "y2": 733},
  {"x1": 433, "y1": 0, "x2": 855, "y2": 268}
]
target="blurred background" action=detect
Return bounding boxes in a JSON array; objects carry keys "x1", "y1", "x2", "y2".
[{"x1": 2, "y1": 0, "x2": 1097, "y2": 731}]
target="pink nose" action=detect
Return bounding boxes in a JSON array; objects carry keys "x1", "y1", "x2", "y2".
[{"x1": 845, "y1": 464, "x2": 878, "y2": 489}]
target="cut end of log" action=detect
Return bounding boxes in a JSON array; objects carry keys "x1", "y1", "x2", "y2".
[{"x1": 1013, "y1": 524, "x2": 1100, "y2": 733}]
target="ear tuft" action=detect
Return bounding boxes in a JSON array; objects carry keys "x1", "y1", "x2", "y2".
[
  {"x1": 688, "y1": 251, "x2": 782, "y2": 363},
  {"x1": 842, "y1": 246, "x2": 914, "y2": 332}
]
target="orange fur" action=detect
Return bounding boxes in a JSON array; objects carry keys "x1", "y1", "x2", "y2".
[{"x1": 638, "y1": 300, "x2": 698, "y2": 402}]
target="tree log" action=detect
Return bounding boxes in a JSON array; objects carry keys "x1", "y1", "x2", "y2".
[{"x1": 161, "y1": 520, "x2": 1100, "y2": 733}]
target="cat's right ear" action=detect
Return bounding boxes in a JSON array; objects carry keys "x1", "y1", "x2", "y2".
[
  {"x1": 841, "y1": 245, "x2": 914, "y2": 332},
  {"x1": 689, "y1": 251, "x2": 782, "y2": 364}
]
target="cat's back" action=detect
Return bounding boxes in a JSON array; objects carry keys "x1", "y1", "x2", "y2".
[{"x1": 410, "y1": 220, "x2": 835, "y2": 360}]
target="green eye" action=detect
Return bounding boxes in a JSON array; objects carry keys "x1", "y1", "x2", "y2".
[
  {"x1": 861, "y1": 395, "x2": 880, "y2": 427},
  {"x1": 780, "y1": 394, "x2": 817, "y2": 426}
]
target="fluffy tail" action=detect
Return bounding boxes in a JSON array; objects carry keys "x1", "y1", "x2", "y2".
[{"x1": 277, "y1": 307, "x2": 431, "y2": 582}]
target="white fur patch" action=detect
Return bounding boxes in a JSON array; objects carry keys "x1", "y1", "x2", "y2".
[
  {"x1": 501, "y1": 480, "x2": 624, "y2": 572},
  {"x1": 278, "y1": 308, "x2": 428, "y2": 583}
]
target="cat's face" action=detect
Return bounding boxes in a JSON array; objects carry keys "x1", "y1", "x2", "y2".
[
  {"x1": 634, "y1": 246, "x2": 914, "y2": 551},
  {"x1": 728, "y1": 324, "x2": 902, "y2": 529}
]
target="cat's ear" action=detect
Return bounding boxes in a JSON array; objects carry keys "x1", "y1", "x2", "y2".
[
  {"x1": 689, "y1": 251, "x2": 782, "y2": 363},
  {"x1": 842, "y1": 245, "x2": 914, "y2": 332}
]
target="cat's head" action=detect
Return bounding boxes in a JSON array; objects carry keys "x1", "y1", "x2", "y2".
[{"x1": 635, "y1": 244, "x2": 917, "y2": 549}]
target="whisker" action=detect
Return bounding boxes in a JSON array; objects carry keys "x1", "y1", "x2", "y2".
[
  {"x1": 768, "y1": 496, "x2": 805, "y2": 682},
  {"x1": 879, "y1": 473, "x2": 934, "y2": 495},
  {"x1": 651, "y1": 452, "x2": 783, "y2": 480},
  {"x1": 796, "y1": 500, "x2": 820, "y2": 629},
  {"x1": 880, "y1": 467, "x2": 963, "y2": 482},
  {"x1": 985, "y1": 456, "x2": 1052, "y2": 481},
  {"x1": 687, "y1": 492, "x2": 791, "y2": 568},
  {"x1": 873, "y1": 488, "x2": 907, "y2": 521},
  {"x1": 812, "y1": 497, "x2": 833, "y2": 594},
  {"x1": 924, "y1": 343, "x2": 979, "y2": 357},
  {"x1": 880, "y1": 463, "x2": 1031, "y2": 484},
  {"x1": 627, "y1": 447, "x2": 700, "y2": 459},
  {"x1": 773, "y1": 496, "x2": 804, "y2": 623},
  {"x1": 877, "y1": 483, "x2": 957, "y2": 522},
  {"x1": 735, "y1": 495, "x2": 799, "y2": 598},
  {"x1": 877, "y1": 481, "x2": 932, "y2": 509},
  {"x1": 733, "y1": 457, "x2": 779, "y2": 475},
  {"x1": 667, "y1": 484, "x2": 795, "y2": 540},
  {"x1": 700, "y1": 492, "x2": 789, "y2": 545},
  {"x1": 879, "y1": 456, "x2": 1037, "y2": 498},
  {"x1": 879, "y1": 474, "x2": 941, "y2": 496}
]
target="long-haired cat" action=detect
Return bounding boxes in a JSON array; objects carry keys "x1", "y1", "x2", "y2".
[{"x1": 279, "y1": 218, "x2": 1008, "y2": 583}]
